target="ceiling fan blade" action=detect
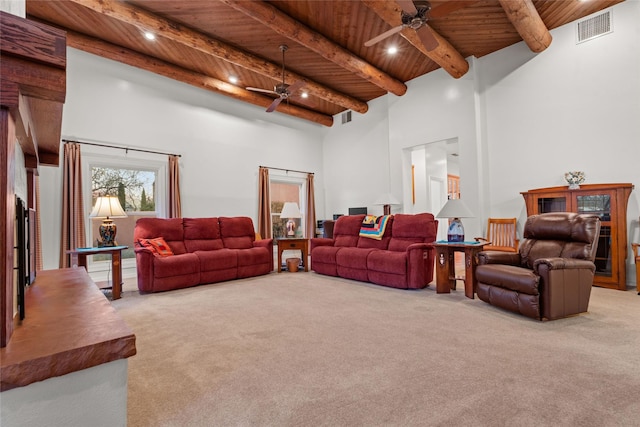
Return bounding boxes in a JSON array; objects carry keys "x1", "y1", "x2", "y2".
[
  {"x1": 246, "y1": 86, "x2": 277, "y2": 95},
  {"x1": 266, "y1": 97, "x2": 283, "y2": 113},
  {"x1": 287, "y1": 80, "x2": 306, "y2": 95},
  {"x1": 364, "y1": 25, "x2": 404, "y2": 47},
  {"x1": 397, "y1": 0, "x2": 418, "y2": 14},
  {"x1": 416, "y1": 25, "x2": 439, "y2": 51}
]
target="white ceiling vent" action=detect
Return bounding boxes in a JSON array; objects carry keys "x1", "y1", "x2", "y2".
[
  {"x1": 576, "y1": 10, "x2": 612, "y2": 44},
  {"x1": 341, "y1": 110, "x2": 352, "y2": 124}
]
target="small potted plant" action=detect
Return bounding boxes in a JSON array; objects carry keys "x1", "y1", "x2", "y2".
[{"x1": 565, "y1": 171, "x2": 585, "y2": 190}]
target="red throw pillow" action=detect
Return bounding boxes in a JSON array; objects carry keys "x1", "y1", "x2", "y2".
[{"x1": 138, "y1": 237, "x2": 174, "y2": 257}]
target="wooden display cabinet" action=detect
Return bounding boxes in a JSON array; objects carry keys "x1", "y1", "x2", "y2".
[{"x1": 521, "y1": 183, "x2": 634, "y2": 291}]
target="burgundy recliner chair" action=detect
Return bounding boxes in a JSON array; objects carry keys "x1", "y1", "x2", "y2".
[{"x1": 475, "y1": 212, "x2": 601, "y2": 320}]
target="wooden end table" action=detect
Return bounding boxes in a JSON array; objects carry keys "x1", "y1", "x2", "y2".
[
  {"x1": 276, "y1": 238, "x2": 309, "y2": 273},
  {"x1": 434, "y1": 241, "x2": 489, "y2": 299},
  {"x1": 66, "y1": 245, "x2": 128, "y2": 299}
]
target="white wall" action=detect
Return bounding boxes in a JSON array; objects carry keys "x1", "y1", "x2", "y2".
[
  {"x1": 322, "y1": 96, "x2": 392, "y2": 218},
  {"x1": 40, "y1": 48, "x2": 326, "y2": 269},
  {"x1": 322, "y1": 1, "x2": 639, "y2": 284},
  {"x1": 479, "y1": 1, "x2": 640, "y2": 220}
]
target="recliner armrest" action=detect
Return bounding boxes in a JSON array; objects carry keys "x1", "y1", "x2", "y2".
[
  {"x1": 533, "y1": 257, "x2": 596, "y2": 273},
  {"x1": 477, "y1": 251, "x2": 520, "y2": 266}
]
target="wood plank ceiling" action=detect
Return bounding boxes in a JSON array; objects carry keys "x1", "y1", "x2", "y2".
[{"x1": 26, "y1": 0, "x2": 623, "y2": 126}]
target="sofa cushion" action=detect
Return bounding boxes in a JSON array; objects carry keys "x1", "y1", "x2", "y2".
[
  {"x1": 138, "y1": 237, "x2": 174, "y2": 257},
  {"x1": 194, "y1": 249, "x2": 237, "y2": 272},
  {"x1": 333, "y1": 215, "x2": 365, "y2": 247},
  {"x1": 134, "y1": 217, "x2": 186, "y2": 254},
  {"x1": 184, "y1": 217, "x2": 224, "y2": 252},
  {"x1": 336, "y1": 247, "x2": 376, "y2": 269},
  {"x1": 388, "y1": 213, "x2": 437, "y2": 252},
  {"x1": 367, "y1": 250, "x2": 407, "y2": 275},
  {"x1": 219, "y1": 216, "x2": 255, "y2": 249},
  {"x1": 153, "y1": 253, "x2": 200, "y2": 278}
]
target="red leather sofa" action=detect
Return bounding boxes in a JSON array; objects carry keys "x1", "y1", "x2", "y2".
[
  {"x1": 134, "y1": 217, "x2": 273, "y2": 292},
  {"x1": 310, "y1": 213, "x2": 438, "y2": 289}
]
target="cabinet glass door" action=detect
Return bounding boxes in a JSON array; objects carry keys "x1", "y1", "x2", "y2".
[
  {"x1": 576, "y1": 194, "x2": 613, "y2": 279},
  {"x1": 537, "y1": 197, "x2": 566, "y2": 213}
]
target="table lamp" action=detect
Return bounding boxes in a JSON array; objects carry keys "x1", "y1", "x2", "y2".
[
  {"x1": 90, "y1": 196, "x2": 127, "y2": 247},
  {"x1": 280, "y1": 202, "x2": 302, "y2": 237},
  {"x1": 436, "y1": 198, "x2": 474, "y2": 242}
]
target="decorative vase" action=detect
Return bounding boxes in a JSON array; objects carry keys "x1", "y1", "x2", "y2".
[{"x1": 568, "y1": 183, "x2": 580, "y2": 190}]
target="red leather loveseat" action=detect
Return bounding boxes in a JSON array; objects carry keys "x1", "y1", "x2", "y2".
[
  {"x1": 310, "y1": 213, "x2": 438, "y2": 289},
  {"x1": 134, "y1": 217, "x2": 273, "y2": 293}
]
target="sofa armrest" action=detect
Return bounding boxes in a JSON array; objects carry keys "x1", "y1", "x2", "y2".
[
  {"x1": 311, "y1": 238, "x2": 334, "y2": 251},
  {"x1": 254, "y1": 238, "x2": 273, "y2": 252},
  {"x1": 405, "y1": 243, "x2": 436, "y2": 287},
  {"x1": 134, "y1": 247, "x2": 155, "y2": 292},
  {"x1": 478, "y1": 251, "x2": 520, "y2": 266}
]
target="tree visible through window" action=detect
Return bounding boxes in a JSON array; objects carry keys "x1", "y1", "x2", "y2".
[
  {"x1": 91, "y1": 166, "x2": 157, "y2": 259},
  {"x1": 92, "y1": 167, "x2": 156, "y2": 212}
]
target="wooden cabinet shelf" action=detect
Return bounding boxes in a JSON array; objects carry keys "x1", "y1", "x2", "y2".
[{"x1": 521, "y1": 183, "x2": 634, "y2": 291}]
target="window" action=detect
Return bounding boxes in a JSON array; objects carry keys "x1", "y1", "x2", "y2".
[
  {"x1": 270, "y1": 177, "x2": 306, "y2": 238},
  {"x1": 83, "y1": 150, "x2": 167, "y2": 272}
]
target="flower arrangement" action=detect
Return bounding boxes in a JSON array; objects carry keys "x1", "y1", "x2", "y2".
[{"x1": 565, "y1": 171, "x2": 585, "y2": 189}]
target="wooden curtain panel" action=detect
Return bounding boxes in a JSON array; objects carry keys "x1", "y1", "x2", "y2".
[{"x1": 59, "y1": 143, "x2": 86, "y2": 268}]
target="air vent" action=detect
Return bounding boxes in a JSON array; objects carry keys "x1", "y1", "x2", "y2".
[
  {"x1": 576, "y1": 10, "x2": 612, "y2": 44},
  {"x1": 341, "y1": 110, "x2": 352, "y2": 124}
]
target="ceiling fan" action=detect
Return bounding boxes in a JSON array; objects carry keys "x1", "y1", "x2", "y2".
[
  {"x1": 246, "y1": 44, "x2": 306, "y2": 113},
  {"x1": 364, "y1": 0, "x2": 438, "y2": 51}
]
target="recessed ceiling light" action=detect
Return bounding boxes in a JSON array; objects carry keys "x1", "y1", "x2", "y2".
[
  {"x1": 301, "y1": 92, "x2": 309, "y2": 98},
  {"x1": 229, "y1": 76, "x2": 238, "y2": 84},
  {"x1": 387, "y1": 46, "x2": 398, "y2": 55},
  {"x1": 143, "y1": 31, "x2": 156, "y2": 41}
]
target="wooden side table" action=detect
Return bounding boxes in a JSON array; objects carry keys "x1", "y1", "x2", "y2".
[
  {"x1": 276, "y1": 238, "x2": 309, "y2": 273},
  {"x1": 434, "y1": 241, "x2": 489, "y2": 299},
  {"x1": 66, "y1": 246, "x2": 128, "y2": 299}
]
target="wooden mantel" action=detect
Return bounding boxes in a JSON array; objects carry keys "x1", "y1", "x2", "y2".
[{"x1": 1, "y1": 11, "x2": 66, "y2": 347}]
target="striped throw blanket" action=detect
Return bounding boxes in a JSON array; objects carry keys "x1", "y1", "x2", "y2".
[{"x1": 359, "y1": 215, "x2": 391, "y2": 240}]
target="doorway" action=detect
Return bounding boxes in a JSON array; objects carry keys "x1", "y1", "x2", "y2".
[{"x1": 403, "y1": 138, "x2": 459, "y2": 240}]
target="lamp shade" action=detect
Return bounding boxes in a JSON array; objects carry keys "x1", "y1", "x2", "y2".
[
  {"x1": 436, "y1": 198, "x2": 474, "y2": 219},
  {"x1": 90, "y1": 196, "x2": 127, "y2": 218},
  {"x1": 280, "y1": 202, "x2": 302, "y2": 218}
]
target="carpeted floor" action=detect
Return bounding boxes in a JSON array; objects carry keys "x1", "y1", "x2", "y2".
[{"x1": 112, "y1": 272, "x2": 640, "y2": 427}]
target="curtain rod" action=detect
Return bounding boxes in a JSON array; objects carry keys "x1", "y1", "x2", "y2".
[
  {"x1": 261, "y1": 165, "x2": 313, "y2": 175},
  {"x1": 62, "y1": 139, "x2": 181, "y2": 157}
]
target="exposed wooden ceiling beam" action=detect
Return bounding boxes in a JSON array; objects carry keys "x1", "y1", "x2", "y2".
[
  {"x1": 499, "y1": 0, "x2": 552, "y2": 53},
  {"x1": 361, "y1": 0, "x2": 469, "y2": 79},
  {"x1": 67, "y1": 0, "x2": 367, "y2": 114},
  {"x1": 66, "y1": 32, "x2": 334, "y2": 127},
  {"x1": 219, "y1": 0, "x2": 408, "y2": 97}
]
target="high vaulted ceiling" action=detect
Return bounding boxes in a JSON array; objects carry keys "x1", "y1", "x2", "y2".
[{"x1": 26, "y1": 0, "x2": 623, "y2": 127}]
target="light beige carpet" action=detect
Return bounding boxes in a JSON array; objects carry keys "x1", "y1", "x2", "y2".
[{"x1": 112, "y1": 272, "x2": 640, "y2": 427}]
